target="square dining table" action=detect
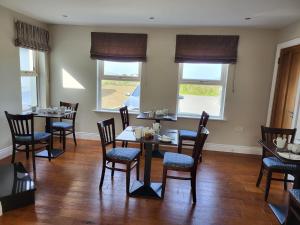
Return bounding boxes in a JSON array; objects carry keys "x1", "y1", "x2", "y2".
[
  {"x1": 32, "y1": 111, "x2": 75, "y2": 159},
  {"x1": 258, "y1": 140, "x2": 300, "y2": 225},
  {"x1": 116, "y1": 126, "x2": 178, "y2": 198}
]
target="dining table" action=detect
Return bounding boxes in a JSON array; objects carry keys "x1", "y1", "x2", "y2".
[
  {"x1": 136, "y1": 112, "x2": 177, "y2": 158},
  {"x1": 116, "y1": 126, "x2": 178, "y2": 199},
  {"x1": 31, "y1": 110, "x2": 75, "y2": 159},
  {"x1": 258, "y1": 140, "x2": 300, "y2": 224}
]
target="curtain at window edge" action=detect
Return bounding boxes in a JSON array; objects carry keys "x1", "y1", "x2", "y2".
[
  {"x1": 175, "y1": 35, "x2": 239, "y2": 64},
  {"x1": 90, "y1": 32, "x2": 147, "y2": 62},
  {"x1": 15, "y1": 20, "x2": 50, "y2": 52}
]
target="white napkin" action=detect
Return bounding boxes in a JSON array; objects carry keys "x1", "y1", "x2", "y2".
[
  {"x1": 278, "y1": 152, "x2": 300, "y2": 160},
  {"x1": 0, "y1": 201, "x2": 2, "y2": 216}
]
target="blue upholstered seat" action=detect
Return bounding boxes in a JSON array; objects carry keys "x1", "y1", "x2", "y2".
[
  {"x1": 263, "y1": 156, "x2": 300, "y2": 171},
  {"x1": 15, "y1": 132, "x2": 51, "y2": 142},
  {"x1": 163, "y1": 152, "x2": 194, "y2": 168},
  {"x1": 52, "y1": 121, "x2": 72, "y2": 129},
  {"x1": 179, "y1": 130, "x2": 197, "y2": 140},
  {"x1": 290, "y1": 189, "x2": 300, "y2": 203},
  {"x1": 106, "y1": 148, "x2": 140, "y2": 161}
]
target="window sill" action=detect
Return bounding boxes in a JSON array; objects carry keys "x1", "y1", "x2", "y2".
[
  {"x1": 177, "y1": 114, "x2": 227, "y2": 121},
  {"x1": 93, "y1": 109, "x2": 139, "y2": 115}
]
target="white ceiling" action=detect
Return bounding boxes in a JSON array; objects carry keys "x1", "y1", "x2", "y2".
[{"x1": 0, "y1": 0, "x2": 300, "y2": 28}]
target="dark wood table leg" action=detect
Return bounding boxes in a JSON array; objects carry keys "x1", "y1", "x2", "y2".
[
  {"x1": 129, "y1": 142, "x2": 162, "y2": 198},
  {"x1": 268, "y1": 172, "x2": 300, "y2": 225},
  {"x1": 35, "y1": 117, "x2": 64, "y2": 159}
]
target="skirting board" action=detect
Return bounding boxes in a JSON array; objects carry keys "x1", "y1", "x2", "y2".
[
  {"x1": 0, "y1": 146, "x2": 12, "y2": 160},
  {"x1": 68, "y1": 132, "x2": 262, "y2": 155}
]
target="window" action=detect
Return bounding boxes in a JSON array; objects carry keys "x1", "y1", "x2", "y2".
[
  {"x1": 19, "y1": 48, "x2": 38, "y2": 111},
  {"x1": 177, "y1": 63, "x2": 228, "y2": 118},
  {"x1": 97, "y1": 61, "x2": 142, "y2": 111}
]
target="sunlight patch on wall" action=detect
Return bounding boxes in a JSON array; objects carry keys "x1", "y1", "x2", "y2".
[{"x1": 62, "y1": 69, "x2": 85, "y2": 89}]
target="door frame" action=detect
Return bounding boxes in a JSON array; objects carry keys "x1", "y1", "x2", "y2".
[{"x1": 266, "y1": 38, "x2": 300, "y2": 127}]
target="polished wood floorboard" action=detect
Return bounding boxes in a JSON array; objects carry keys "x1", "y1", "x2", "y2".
[{"x1": 0, "y1": 139, "x2": 289, "y2": 225}]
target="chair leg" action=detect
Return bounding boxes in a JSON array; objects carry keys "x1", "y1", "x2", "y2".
[
  {"x1": 125, "y1": 141, "x2": 128, "y2": 148},
  {"x1": 284, "y1": 173, "x2": 288, "y2": 191},
  {"x1": 11, "y1": 147, "x2": 16, "y2": 163},
  {"x1": 122, "y1": 141, "x2": 125, "y2": 147},
  {"x1": 264, "y1": 170, "x2": 272, "y2": 201},
  {"x1": 256, "y1": 163, "x2": 264, "y2": 187},
  {"x1": 136, "y1": 155, "x2": 140, "y2": 180},
  {"x1": 99, "y1": 163, "x2": 106, "y2": 190},
  {"x1": 140, "y1": 143, "x2": 143, "y2": 156},
  {"x1": 161, "y1": 167, "x2": 167, "y2": 199},
  {"x1": 47, "y1": 138, "x2": 51, "y2": 162},
  {"x1": 25, "y1": 145, "x2": 30, "y2": 160},
  {"x1": 72, "y1": 129, "x2": 77, "y2": 146},
  {"x1": 59, "y1": 131, "x2": 62, "y2": 143},
  {"x1": 178, "y1": 137, "x2": 183, "y2": 153},
  {"x1": 126, "y1": 164, "x2": 131, "y2": 195},
  {"x1": 191, "y1": 172, "x2": 197, "y2": 203},
  {"x1": 62, "y1": 130, "x2": 66, "y2": 150},
  {"x1": 111, "y1": 162, "x2": 115, "y2": 177},
  {"x1": 32, "y1": 149, "x2": 36, "y2": 180}
]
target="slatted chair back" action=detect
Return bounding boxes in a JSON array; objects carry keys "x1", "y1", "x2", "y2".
[
  {"x1": 261, "y1": 126, "x2": 296, "y2": 157},
  {"x1": 192, "y1": 125, "x2": 209, "y2": 169},
  {"x1": 5, "y1": 111, "x2": 34, "y2": 144},
  {"x1": 199, "y1": 111, "x2": 209, "y2": 128},
  {"x1": 97, "y1": 118, "x2": 116, "y2": 157},
  {"x1": 60, "y1": 101, "x2": 79, "y2": 121},
  {"x1": 119, "y1": 106, "x2": 129, "y2": 130}
]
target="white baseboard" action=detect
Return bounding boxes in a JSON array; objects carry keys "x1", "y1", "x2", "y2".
[
  {"x1": 69, "y1": 132, "x2": 261, "y2": 155},
  {"x1": 0, "y1": 146, "x2": 12, "y2": 160}
]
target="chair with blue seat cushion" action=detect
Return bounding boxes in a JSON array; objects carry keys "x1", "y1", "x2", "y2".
[
  {"x1": 51, "y1": 101, "x2": 79, "y2": 150},
  {"x1": 256, "y1": 126, "x2": 297, "y2": 201},
  {"x1": 285, "y1": 189, "x2": 300, "y2": 225},
  {"x1": 5, "y1": 111, "x2": 52, "y2": 180},
  {"x1": 162, "y1": 125, "x2": 209, "y2": 203},
  {"x1": 97, "y1": 118, "x2": 141, "y2": 194},
  {"x1": 178, "y1": 111, "x2": 209, "y2": 162}
]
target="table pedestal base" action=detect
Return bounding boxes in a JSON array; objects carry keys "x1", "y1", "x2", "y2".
[
  {"x1": 129, "y1": 180, "x2": 162, "y2": 199},
  {"x1": 269, "y1": 203, "x2": 288, "y2": 225},
  {"x1": 35, "y1": 148, "x2": 64, "y2": 159}
]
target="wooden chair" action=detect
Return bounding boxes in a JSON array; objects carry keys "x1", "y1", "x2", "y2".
[
  {"x1": 97, "y1": 118, "x2": 141, "y2": 194},
  {"x1": 51, "y1": 101, "x2": 79, "y2": 150},
  {"x1": 5, "y1": 111, "x2": 51, "y2": 179},
  {"x1": 119, "y1": 106, "x2": 143, "y2": 153},
  {"x1": 285, "y1": 189, "x2": 300, "y2": 225},
  {"x1": 178, "y1": 111, "x2": 209, "y2": 162},
  {"x1": 162, "y1": 125, "x2": 209, "y2": 203},
  {"x1": 256, "y1": 126, "x2": 299, "y2": 201}
]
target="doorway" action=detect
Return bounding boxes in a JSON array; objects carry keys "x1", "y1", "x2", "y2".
[{"x1": 270, "y1": 44, "x2": 300, "y2": 129}]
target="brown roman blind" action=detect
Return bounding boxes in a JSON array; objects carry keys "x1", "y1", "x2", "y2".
[
  {"x1": 175, "y1": 35, "x2": 239, "y2": 64},
  {"x1": 90, "y1": 32, "x2": 147, "y2": 62},
  {"x1": 15, "y1": 20, "x2": 50, "y2": 52}
]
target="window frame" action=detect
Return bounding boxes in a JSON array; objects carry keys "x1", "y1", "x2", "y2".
[
  {"x1": 96, "y1": 60, "x2": 142, "y2": 112},
  {"x1": 177, "y1": 63, "x2": 229, "y2": 119},
  {"x1": 19, "y1": 48, "x2": 39, "y2": 111}
]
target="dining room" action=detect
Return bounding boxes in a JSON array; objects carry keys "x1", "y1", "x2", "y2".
[{"x1": 0, "y1": 1, "x2": 300, "y2": 225}]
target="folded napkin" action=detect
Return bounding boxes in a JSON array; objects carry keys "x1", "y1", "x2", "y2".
[{"x1": 278, "y1": 152, "x2": 300, "y2": 160}]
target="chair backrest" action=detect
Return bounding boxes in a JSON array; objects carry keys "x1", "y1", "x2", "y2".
[
  {"x1": 5, "y1": 111, "x2": 34, "y2": 143},
  {"x1": 60, "y1": 101, "x2": 79, "y2": 121},
  {"x1": 97, "y1": 118, "x2": 116, "y2": 157},
  {"x1": 192, "y1": 125, "x2": 209, "y2": 168},
  {"x1": 199, "y1": 111, "x2": 209, "y2": 128},
  {"x1": 119, "y1": 106, "x2": 129, "y2": 130},
  {"x1": 261, "y1": 126, "x2": 297, "y2": 157}
]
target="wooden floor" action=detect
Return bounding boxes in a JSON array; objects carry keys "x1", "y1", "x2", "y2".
[{"x1": 0, "y1": 139, "x2": 289, "y2": 225}]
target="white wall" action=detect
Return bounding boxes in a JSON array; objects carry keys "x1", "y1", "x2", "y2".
[
  {"x1": 49, "y1": 25, "x2": 278, "y2": 149},
  {"x1": 278, "y1": 20, "x2": 300, "y2": 43},
  {"x1": 0, "y1": 5, "x2": 48, "y2": 150}
]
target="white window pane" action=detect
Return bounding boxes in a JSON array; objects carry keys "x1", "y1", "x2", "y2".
[
  {"x1": 178, "y1": 84, "x2": 222, "y2": 117},
  {"x1": 19, "y1": 48, "x2": 34, "y2": 71},
  {"x1": 101, "y1": 80, "x2": 140, "y2": 110},
  {"x1": 182, "y1": 63, "x2": 222, "y2": 80},
  {"x1": 21, "y1": 76, "x2": 37, "y2": 111},
  {"x1": 104, "y1": 61, "x2": 139, "y2": 77}
]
